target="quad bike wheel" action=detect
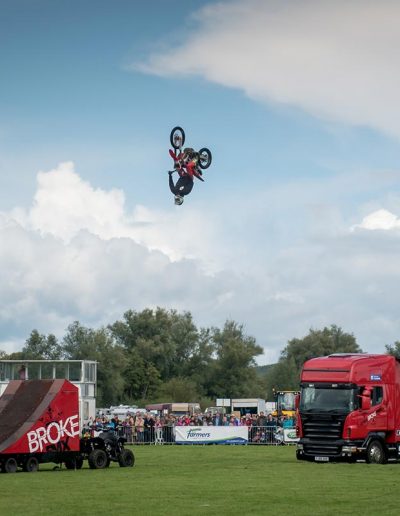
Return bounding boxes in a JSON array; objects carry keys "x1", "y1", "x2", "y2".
[
  {"x1": 118, "y1": 448, "x2": 135, "y2": 467},
  {"x1": 88, "y1": 449, "x2": 108, "y2": 469}
]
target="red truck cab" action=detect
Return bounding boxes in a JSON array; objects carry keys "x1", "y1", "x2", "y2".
[{"x1": 296, "y1": 353, "x2": 400, "y2": 463}]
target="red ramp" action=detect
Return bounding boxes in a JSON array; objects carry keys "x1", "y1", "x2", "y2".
[{"x1": 0, "y1": 379, "x2": 80, "y2": 455}]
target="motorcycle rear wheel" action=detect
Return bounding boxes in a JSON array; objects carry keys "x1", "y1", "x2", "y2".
[{"x1": 198, "y1": 147, "x2": 212, "y2": 169}]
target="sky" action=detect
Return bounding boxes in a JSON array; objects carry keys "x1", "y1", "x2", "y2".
[{"x1": 1, "y1": 0, "x2": 400, "y2": 364}]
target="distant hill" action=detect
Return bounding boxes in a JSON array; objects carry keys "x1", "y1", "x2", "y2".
[{"x1": 256, "y1": 364, "x2": 276, "y2": 377}]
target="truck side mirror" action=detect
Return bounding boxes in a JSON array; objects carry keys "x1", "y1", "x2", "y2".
[{"x1": 361, "y1": 389, "x2": 371, "y2": 411}]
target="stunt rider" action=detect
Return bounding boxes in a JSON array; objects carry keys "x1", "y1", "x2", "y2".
[{"x1": 168, "y1": 147, "x2": 204, "y2": 206}]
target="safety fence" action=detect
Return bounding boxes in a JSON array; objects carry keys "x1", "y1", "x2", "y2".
[{"x1": 93, "y1": 425, "x2": 298, "y2": 445}]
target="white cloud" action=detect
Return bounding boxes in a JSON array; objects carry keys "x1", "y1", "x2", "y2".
[
  {"x1": 10, "y1": 162, "x2": 221, "y2": 266},
  {"x1": 0, "y1": 163, "x2": 259, "y2": 354},
  {"x1": 136, "y1": 0, "x2": 400, "y2": 138},
  {"x1": 2, "y1": 162, "x2": 400, "y2": 361},
  {"x1": 29, "y1": 161, "x2": 126, "y2": 241},
  {"x1": 352, "y1": 209, "x2": 400, "y2": 231}
]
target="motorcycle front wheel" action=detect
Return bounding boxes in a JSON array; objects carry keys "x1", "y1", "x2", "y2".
[{"x1": 170, "y1": 126, "x2": 185, "y2": 150}]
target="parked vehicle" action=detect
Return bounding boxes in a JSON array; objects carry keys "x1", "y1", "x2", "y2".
[
  {"x1": 204, "y1": 406, "x2": 227, "y2": 416},
  {"x1": 145, "y1": 402, "x2": 201, "y2": 417},
  {"x1": 214, "y1": 398, "x2": 267, "y2": 417},
  {"x1": 109, "y1": 405, "x2": 139, "y2": 419},
  {"x1": 0, "y1": 379, "x2": 134, "y2": 473},
  {"x1": 296, "y1": 353, "x2": 400, "y2": 464},
  {"x1": 272, "y1": 390, "x2": 299, "y2": 418}
]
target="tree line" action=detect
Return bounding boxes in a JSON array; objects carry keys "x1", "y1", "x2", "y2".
[
  {"x1": 2, "y1": 307, "x2": 381, "y2": 408},
  {"x1": 1, "y1": 308, "x2": 265, "y2": 407}
]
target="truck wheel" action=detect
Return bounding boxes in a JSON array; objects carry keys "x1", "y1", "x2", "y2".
[
  {"x1": 118, "y1": 449, "x2": 135, "y2": 468},
  {"x1": 88, "y1": 449, "x2": 108, "y2": 469},
  {"x1": 23, "y1": 457, "x2": 39, "y2": 472},
  {"x1": 2, "y1": 457, "x2": 18, "y2": 473},
  {"x1": 366, "y1": 440, "x2": 387, "y2": 464}
]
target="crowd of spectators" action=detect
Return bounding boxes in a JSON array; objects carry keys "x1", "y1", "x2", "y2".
[{"x1": 87, "y1": 411, "x2": 296, "y2": 445}]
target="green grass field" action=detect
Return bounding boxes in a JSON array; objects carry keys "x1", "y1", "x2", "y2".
[{"x1": 2, "y1": 445, "x2": 399, "y2": 515}]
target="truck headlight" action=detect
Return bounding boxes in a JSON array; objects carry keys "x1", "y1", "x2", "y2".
[{"x1": 342, "y1": 446, "x2": 357, "y2": 454}]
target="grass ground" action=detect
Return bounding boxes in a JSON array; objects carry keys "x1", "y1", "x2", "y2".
[{"x1": 1, "y1": 445, "x2": 399, "y2": 516}]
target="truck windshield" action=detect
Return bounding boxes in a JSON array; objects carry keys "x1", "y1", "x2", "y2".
[{"x1": 300, "y1": 385, "x2": 357, "y2": 413}]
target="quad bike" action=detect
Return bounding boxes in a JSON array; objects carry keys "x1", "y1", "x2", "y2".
[{"x1": 78, "y1": 426, "x2": 135, "y2": 469}]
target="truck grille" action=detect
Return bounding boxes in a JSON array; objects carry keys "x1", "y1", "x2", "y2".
[{"x1": 301, "y1": 414, "x2": 345, "y2": 456}]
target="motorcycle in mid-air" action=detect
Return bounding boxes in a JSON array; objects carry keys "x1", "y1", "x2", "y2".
[{"x1": 169, "y1": 126, "x2": 212, "y2": 179}]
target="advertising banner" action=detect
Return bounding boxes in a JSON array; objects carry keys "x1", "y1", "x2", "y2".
[
  {"x1": 175, "y1": 426, "x2": 248, "y2": 445},
  {"x1": 283, "y1": 428, "x2": 299, "y2": 443}
]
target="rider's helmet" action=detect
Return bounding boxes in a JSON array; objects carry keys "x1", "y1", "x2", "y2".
[{"x1": 174, "y1": 195, "x2": 184, "y2": 206}]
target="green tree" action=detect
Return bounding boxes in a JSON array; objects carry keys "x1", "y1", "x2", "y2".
[
  {"x1": 168, "y1": 312, "x2": 205, "y2": 378},
  {"x1": 385, "y1": 341, "x2": 400, "y2": 359},
  {"x1": 110, "y1": 308, "x2": 177, "y2": 379},
  {"x1": 21, "y1": 330, "x2": 62, "y2": 359},
  {"x1": 265, "y1": 325, "x2": 362, "y2": 396},
  {"x1": 123, "y1": 347, "x2": 161, "y2": 401},
  {"x1": 62, "y1": 321, "x2": 127, "y2": 407},
  {"x1": 180, "y1": 327, "x2": 215, "y2": 391},
  {"x1": 264, "y1": 356, "x2": 299, "y2": 396},
  {"x1": 207, "y1": 321, "x2": 264, "y2": 398},
  {"x1": 156, "y1": 377, "x2": 200, "y2": 402},
  {"x1": 109, "y1": 308, "x2": 210, "y2": 400}
]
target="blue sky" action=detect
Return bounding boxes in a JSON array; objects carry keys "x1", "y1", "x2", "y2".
[{"x1": 1, "y1": 0, "x2": 400, "y2": 363}]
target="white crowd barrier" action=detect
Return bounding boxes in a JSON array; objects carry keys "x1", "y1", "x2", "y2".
[{"x1": 94, "y1": 424, "x2": 298, "y2": 445}]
